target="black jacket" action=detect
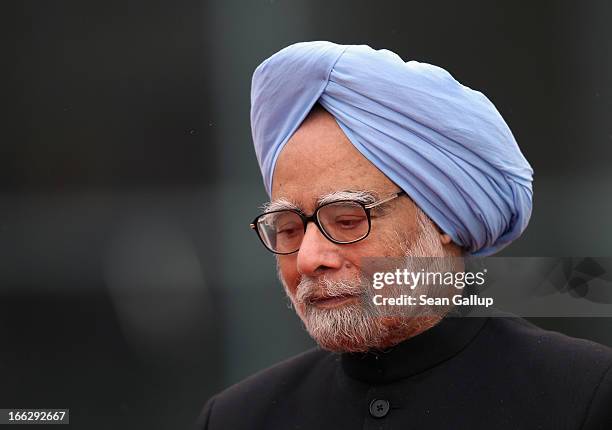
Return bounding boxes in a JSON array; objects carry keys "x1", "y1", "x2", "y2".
[{"x1": 197, "y1": 313, "x2": 612, "y2": 429}]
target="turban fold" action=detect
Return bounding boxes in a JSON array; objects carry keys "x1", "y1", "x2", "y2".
[{"x1": 251, "y1": 41, "x2": 533, "y2": 256}]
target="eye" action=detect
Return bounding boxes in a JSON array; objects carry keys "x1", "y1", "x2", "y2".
[
  {"x1": 334, "y1": 215, "x2": 367, "y2": 229},
  {"x1": 277, "y1": 222, "x2": 301, "y2": 237}
]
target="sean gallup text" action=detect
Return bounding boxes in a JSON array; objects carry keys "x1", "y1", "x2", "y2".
[{"x1": 373, "y1": 294, "x2": 494, "y2": 308}]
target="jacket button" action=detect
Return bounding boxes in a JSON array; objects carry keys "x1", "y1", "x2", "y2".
[{"x1": 369, "y1": 399, "x2": 390, "y2": 418}]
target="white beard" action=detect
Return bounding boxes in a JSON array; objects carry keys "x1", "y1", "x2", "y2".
[{"x1": 279, "y1": 208, "x2": 454, "y2": 353}]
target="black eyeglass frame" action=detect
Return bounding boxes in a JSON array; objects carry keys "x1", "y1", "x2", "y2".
[{"x1": 249, "y1": 190, "x2": 406, "y2": 255}]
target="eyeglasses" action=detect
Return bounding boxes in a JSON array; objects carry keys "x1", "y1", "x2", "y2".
[{"x1": 250, "y1": 190, "x2": 406, "y2": 255}]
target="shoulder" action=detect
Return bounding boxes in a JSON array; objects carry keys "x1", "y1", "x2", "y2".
[
  {"x1": 215, "y1": 346, "x2": 333, "y2": 402},
  {"x1": 482, "y1": 312, "x2": 612, "y2": 367},
  {"x1": 196, "y1": 347, "x2": 337, "y2": 429},
  {"x1": 477, "y1": 312, "x2": 612, "y2": 428}
]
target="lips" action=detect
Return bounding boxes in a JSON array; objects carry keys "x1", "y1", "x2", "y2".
[
  {"x1": 308, "y1": 294, "x2": 359, "y2": 309},
  {"x1": 296, "y1": 277, "x2": 363, "y2": 309}
]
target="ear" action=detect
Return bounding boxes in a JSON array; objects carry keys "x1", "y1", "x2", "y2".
[
  {"x1": 439, "y1": 232, "x2": 465, "y2": 256},
  {"x1": 439, "y1": 233, "x2": 453, "y2": 245},
  {"x1": 431, "y1": 221, "x2": 453, "y2": 245}
]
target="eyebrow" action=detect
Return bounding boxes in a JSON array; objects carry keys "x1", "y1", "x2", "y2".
[
  {"x1": 262, "y1": 189, "x2": 379, "y2": 213},
  {"x1": 261, "y1": 198, "x2": 301, "y2": 213},
  {"x1": 317, "y1": 190, "x2": 378, "y2": 206}
]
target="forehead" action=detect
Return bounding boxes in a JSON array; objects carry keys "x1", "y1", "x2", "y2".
[{"x1": 271, "y1": 108, "x2": 395, "y2": 210}]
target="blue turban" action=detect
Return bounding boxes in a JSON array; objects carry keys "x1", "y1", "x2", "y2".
[{"x1": 251, "y1": 41, "x2": 533, "y2": 256}]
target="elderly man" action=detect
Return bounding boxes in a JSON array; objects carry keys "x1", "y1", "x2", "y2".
[{"x1": 197, "y1": 42, "x2": 612, "y2": 429}]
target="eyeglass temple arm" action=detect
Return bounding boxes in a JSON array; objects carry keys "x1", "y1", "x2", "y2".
[{"x1": 364, "y1": 190, "x2": 406, "y2": 209}]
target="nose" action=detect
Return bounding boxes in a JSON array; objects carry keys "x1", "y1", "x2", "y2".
[{"x1": 296, "y1": 222, "x2": 343, "y2": 277}]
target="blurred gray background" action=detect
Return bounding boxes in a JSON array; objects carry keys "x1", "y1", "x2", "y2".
[{"x1": 2, "y1": 0, "x2": 611, "y2": 428}]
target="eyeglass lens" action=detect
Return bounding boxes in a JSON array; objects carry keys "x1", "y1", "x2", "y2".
[{"x1": 256, "y1": 201, "x2": 369, "y2": 254}]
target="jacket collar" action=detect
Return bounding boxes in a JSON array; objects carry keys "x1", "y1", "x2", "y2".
[{"x1": 340, "y1": 310, "x2": 489, "y2": 384}]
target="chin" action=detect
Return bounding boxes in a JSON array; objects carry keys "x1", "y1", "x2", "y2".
[
  {"x1": 300, "y1": 310, "x2": 389, "y2": 353},
  {"x1": 313, "y1": 336, "x2": 374, "y2": 353},
  {"x1": 306, "y1": 312, "x2": 440, "y2": 353}
]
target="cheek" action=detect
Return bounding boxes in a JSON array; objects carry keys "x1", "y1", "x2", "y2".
[
  {"x1": 351, "y1": 234, "x2": 399, "y2": 260},
  {"x1": 278, "y1": 256, "x2": 299, "y2": 295}
]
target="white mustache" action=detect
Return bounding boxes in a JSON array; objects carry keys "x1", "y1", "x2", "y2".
[{"x1": 295, "y1": 276, "x2": 364, "y2": 305}]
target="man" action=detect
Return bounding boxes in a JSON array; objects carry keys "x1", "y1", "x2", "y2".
[{"x1": 197, "y1": 42, "x2": 612, "y2": 429}]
